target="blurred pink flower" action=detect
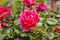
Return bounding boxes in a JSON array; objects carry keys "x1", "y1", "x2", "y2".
[
  {"x1": 0, "y1": 7, "x2": 12, "y2": 21},
  {"x1": 22, "y1": 0, "x2": 36, "y2": 7},
  {"x1": 50, "y1": 3, "x2": 56, "y2": 8},
  {"x1": 1, "y1": 22, "x2": 8, "y2": 28},
  {"x1": 54, "y1": 0, "x2": 58, "y2": 2},
  {"x1": 19, "y1": 10, "x2": 40, "y2": 31},
  {"x1": 37, "y1": 3, "x2": 47, "y2": 12}
]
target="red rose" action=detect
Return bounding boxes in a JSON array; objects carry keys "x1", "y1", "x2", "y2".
[
  {"x1": 22, "y1": 0, "x2": 36, "y2": 7},
  {"x1": 0, "y1": 7, "x2": 12, "y2": 21},
  {"x1": 1, "y1": 22, "x2": 8, "y2": 28},
  {"x1": 37, "y1": 3, "x2": 46, "y2": 12}
]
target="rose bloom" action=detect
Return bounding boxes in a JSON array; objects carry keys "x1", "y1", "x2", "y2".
[
  {"x1": 22, "y1": 0, "x2": 36, "y2": 7},
  {"x1": 1, "y1": 22, "x2": 8, "y2": 28},
  {"x1": 19, "y1": 10, "x2": 40, "y2": 31},
  {"x1": 37, "y1": 3, "x2": 47, "y2": 12},
  {"x1": 0, "y1": 7, "x2": 12, "y2": 21}
]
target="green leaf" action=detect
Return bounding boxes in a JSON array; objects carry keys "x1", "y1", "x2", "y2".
[{"x1": 47, "y1": 18, "x2": 58, "y2": 25}]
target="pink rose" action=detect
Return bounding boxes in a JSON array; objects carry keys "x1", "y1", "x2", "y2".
[
  {"x1": 37, "y1": 3, "x2": 46, "y2": 12},
  {"x1": 0, "y1": 7, "x2": 12, "y2": 21},
  {"x1": 22, "y1": 0, "x2": 36, "y2": 7},
  {"x1": 19, "y1": 10, "x2": 40, "y2": 31}
]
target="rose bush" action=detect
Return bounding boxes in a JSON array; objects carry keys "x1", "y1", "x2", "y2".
[{"x1": 0, "y1": 0, "x2": 60, "y2": 40}]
